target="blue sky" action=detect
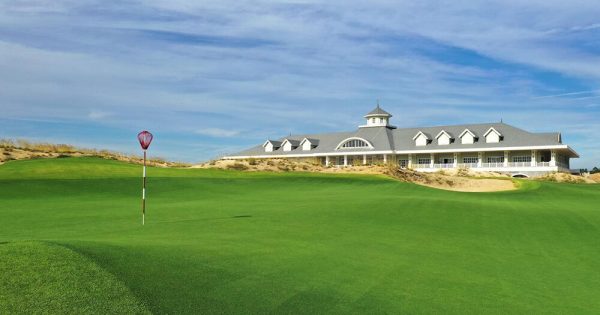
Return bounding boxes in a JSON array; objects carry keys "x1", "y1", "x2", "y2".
[{"x1": 0, "y1": 1, "x2": 599, "y2": 167}]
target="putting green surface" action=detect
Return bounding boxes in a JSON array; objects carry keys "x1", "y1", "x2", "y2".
[{"x1": 1, "y1": 157, "x2": 599, "y2": 314}]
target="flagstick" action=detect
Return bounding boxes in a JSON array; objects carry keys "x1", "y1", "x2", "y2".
[{"x1": 142, "y1": 150, "x2": 146, "y2": 226}]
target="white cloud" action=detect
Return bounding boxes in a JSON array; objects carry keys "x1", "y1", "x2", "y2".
[
  {"x1": 195, "y1": 128, "x2": 240, "y2": 138},
  {"x1": 88, "y1": 110, "x2": 111, "y2": 120}
]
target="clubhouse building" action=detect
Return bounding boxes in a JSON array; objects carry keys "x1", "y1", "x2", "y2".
[{"x1": 223, "y1": 105, "x2": 579, "y2": 177}]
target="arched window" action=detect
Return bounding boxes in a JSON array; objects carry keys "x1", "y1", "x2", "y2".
[{"x1": 337, "y1": 137, "x2": 372, "y2": 149}]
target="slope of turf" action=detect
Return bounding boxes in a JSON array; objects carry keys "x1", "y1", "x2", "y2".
[
  {"x1": 1, "y1": 157, "x2": 599, "y2": 314},
  {"x1": 0, "y1": 241, "x2": 149, "y2": 314}
]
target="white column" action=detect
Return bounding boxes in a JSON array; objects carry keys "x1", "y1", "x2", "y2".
[
  {"x1": 344, "y1": 155, "x2": 348, "y2": 167},
  {"x1": 550, "y1": 150, "x2": 556, "y2": 167},
  {"x1": 383, "y1": 154, "x2": 387, "y2": 164},
  {"x1": 477, "y1": 152, "x2": 483, "y2": 168},
  {"x1": 430, "y1": 153, "x2": 435, "y2": 168},
  {"x1": 363, "y1": 154, "x2": 367, "y2": 165},
  {"x1": 531, "y1": 150, "x2": 537, "y2": 167},
  {"x1": 453, "y1": 153, "x2": 458, "y2": 168},
  {"x1": 504, "y1": 151, "x2": 509, "y2": 167},
  {"x1": 325, "y1": 156, "x2": 330, "y2": 166},
  {"x1": 408, "y1": 154, "x2": 413, "y2": 169}
]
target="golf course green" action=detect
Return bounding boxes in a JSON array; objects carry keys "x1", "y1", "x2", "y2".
[{"x1": 1, "y1": 157, "x2": 599, "y2": 314}]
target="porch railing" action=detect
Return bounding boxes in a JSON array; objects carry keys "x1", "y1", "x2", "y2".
[
  {"x1": 507, "y1": 162, "x2": 531, "y2": 167},
  {"x1": 481, "y1": 162, "x2": 505, "y2": 168},
  {"x1": 433, "y1": 163, "x2": 454, "y2": 169},
  {"x1": 406, "y1": 161, "x2": 560, "y2": 169},
  {"x1": 413, "y1": 164, "x2": 431, "y2": 169}
]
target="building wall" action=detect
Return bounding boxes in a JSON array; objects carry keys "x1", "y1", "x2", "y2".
[
  {"x1": 486, "y1": 132, "x2": 500, "y2": 143},
  {"x1": 508, "y1": 150, "x2": 531, "y2": 162},
  {"x1": 302, "y1": 141, "x2": 312, "y2": 151},
  {"x1": 227, "y1": 147, "x2": 572, "y2": 174},
  {"x1": 483, "y1": 151, "x2": 505, "y2": 162},
  {"x1": 437, "y1": 134, "x2": 451, "y2": 145},
  {"x1": 460, "y1": 152, "x2": 478, "y2": 163},
  {"x1": 461, "y1": 133, "x2": 474, "y2": 144},
  {"x1": 282, "y1": 142, "x2": 292, "y2": 152},
  {"x1": 415, "y1": 135, "x2": 428, "y2": 146}
]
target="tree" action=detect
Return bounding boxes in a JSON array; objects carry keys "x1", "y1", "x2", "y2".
[{"x1": 591, "y1": 167, "x2": 600, "y2": 174}]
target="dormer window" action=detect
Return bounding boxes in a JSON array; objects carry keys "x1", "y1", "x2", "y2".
[
  {"x1": 300, "y1": 138, "x2": 319, "y2": 151},
  {"x1": 459, "y1": 129, "x2": 478, "y2": 144},
  {"x1": 484, "y1": 127, "x2": 502, "y2": 143},
  {"x1": 281, "y1": 139, "x2": 300, "y2": 152},
  {"x1": 263, "y1": 140, "x2": 282, "y2": 152},
  {"x1": 435, "y1": 130, "x2": 453, "y2": 145},
  {"x1": 413, "y1": 131, "x2": 429, "y2": 146}
]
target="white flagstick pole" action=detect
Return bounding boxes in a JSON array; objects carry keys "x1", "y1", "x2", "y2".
[{"x1": 142, "y1": 150, "x2": 147, "y2": 225}]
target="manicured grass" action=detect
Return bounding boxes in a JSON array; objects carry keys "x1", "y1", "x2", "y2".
[
  {"x1": 0, "y1": 241, "x2": 149, "y2": 314},
  {"x1": 1, "y1": 157, "x2": 599, "y2": 314}
]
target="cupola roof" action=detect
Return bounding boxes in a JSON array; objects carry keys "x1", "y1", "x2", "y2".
[{"x1": 364, "y1": 104, "x2": 392, "y2": 118}]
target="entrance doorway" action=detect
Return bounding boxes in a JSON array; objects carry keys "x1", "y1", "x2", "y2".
[{"x1": 440, "y1": 158, "x2": 454, "y2": 164}]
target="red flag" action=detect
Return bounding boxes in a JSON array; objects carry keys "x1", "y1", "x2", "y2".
[{"x1": 137, "y1": 131, "x2": 153, "y2": 150}]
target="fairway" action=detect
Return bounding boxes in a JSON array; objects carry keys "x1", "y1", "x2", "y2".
[{"x1": 1, "y1": 157, "x2": 599, "y2": 314}]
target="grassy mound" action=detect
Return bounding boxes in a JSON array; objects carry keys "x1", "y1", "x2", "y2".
[
  {"x1": 0, "y1": 241, "x2": 149, "y2": 314},
  {"x1": 1, "y1": 157, "x2": 600, "y2": 314}
]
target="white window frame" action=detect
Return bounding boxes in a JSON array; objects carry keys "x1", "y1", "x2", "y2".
[
  {"x1": 398, "y1": 159, "x2": 408, "y2": 168},
  {"x1": 335, "y1": 137, "x2": 374, "y2": 150},
  {"x1": 512, "y1": 156, "x2": 531, "y2": 163},
  {"x1": 438, "y1": 157, "x2": 454, "y2": 164},
  {"x1": 418, "y1": 158, "x2": 431, "y2": 165},
  {"x1": 462, "y1": 157, "x2": 478, "y2": 164},
  {"x1": 487, "y1": 156, "x2": 504, "y2": 163}
]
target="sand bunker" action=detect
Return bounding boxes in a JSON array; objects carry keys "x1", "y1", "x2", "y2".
[{"x1": 383, "y1": 167, "x2": 516, "y2": 192}]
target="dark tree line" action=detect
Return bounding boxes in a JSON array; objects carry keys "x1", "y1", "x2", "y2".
[{"x1": 580, "y1": 167, "x2": 600, "y2": 174}]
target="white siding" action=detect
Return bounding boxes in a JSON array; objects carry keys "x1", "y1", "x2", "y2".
[
  {"x1": 265, "y1": 143, "x2": 274, "y2": 152},
  {"x1": 415, "y1": 134, "x2": 428, "y2": 146},
  {"x1": 438, "y1": 134, "x2": 450, "y2": 145},
  {"x1": 283, "y1": 141, "x2": 292, "y2": 152},
  {"x1": 302, "y1": 141, "x2": 312, "y2": 151},
  {"x1": 461, "y1": 133, "x2": 474, "y2": 144},
  {"x1": 366, "y1": 117, "x2": 388, "y2": 127},
  {"x1": 486, "y1": 133, "x2": 500, "y2": 143}
]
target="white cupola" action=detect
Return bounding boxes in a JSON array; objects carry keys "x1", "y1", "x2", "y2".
[{"x1": 360, "y1": 104, "x2": 395, "y2": 128}]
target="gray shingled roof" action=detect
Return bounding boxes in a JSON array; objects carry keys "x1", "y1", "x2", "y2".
[
  {"x1": 364, "y1": 105, "x2": 392, "y2": 117},
  {"x1": 228, "y1": 122, "x2": 570, "y2": 157},
  {"x1": 283, "y1": 139, "x2": 301, "y2": 146},
  {"x1": 302, "y1": 138, "x2": 320, "y2": 146}
]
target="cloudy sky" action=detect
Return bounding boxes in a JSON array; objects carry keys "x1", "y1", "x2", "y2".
[{"x1": 1, "y1": 1, "x2": 599, "y2": 167}]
